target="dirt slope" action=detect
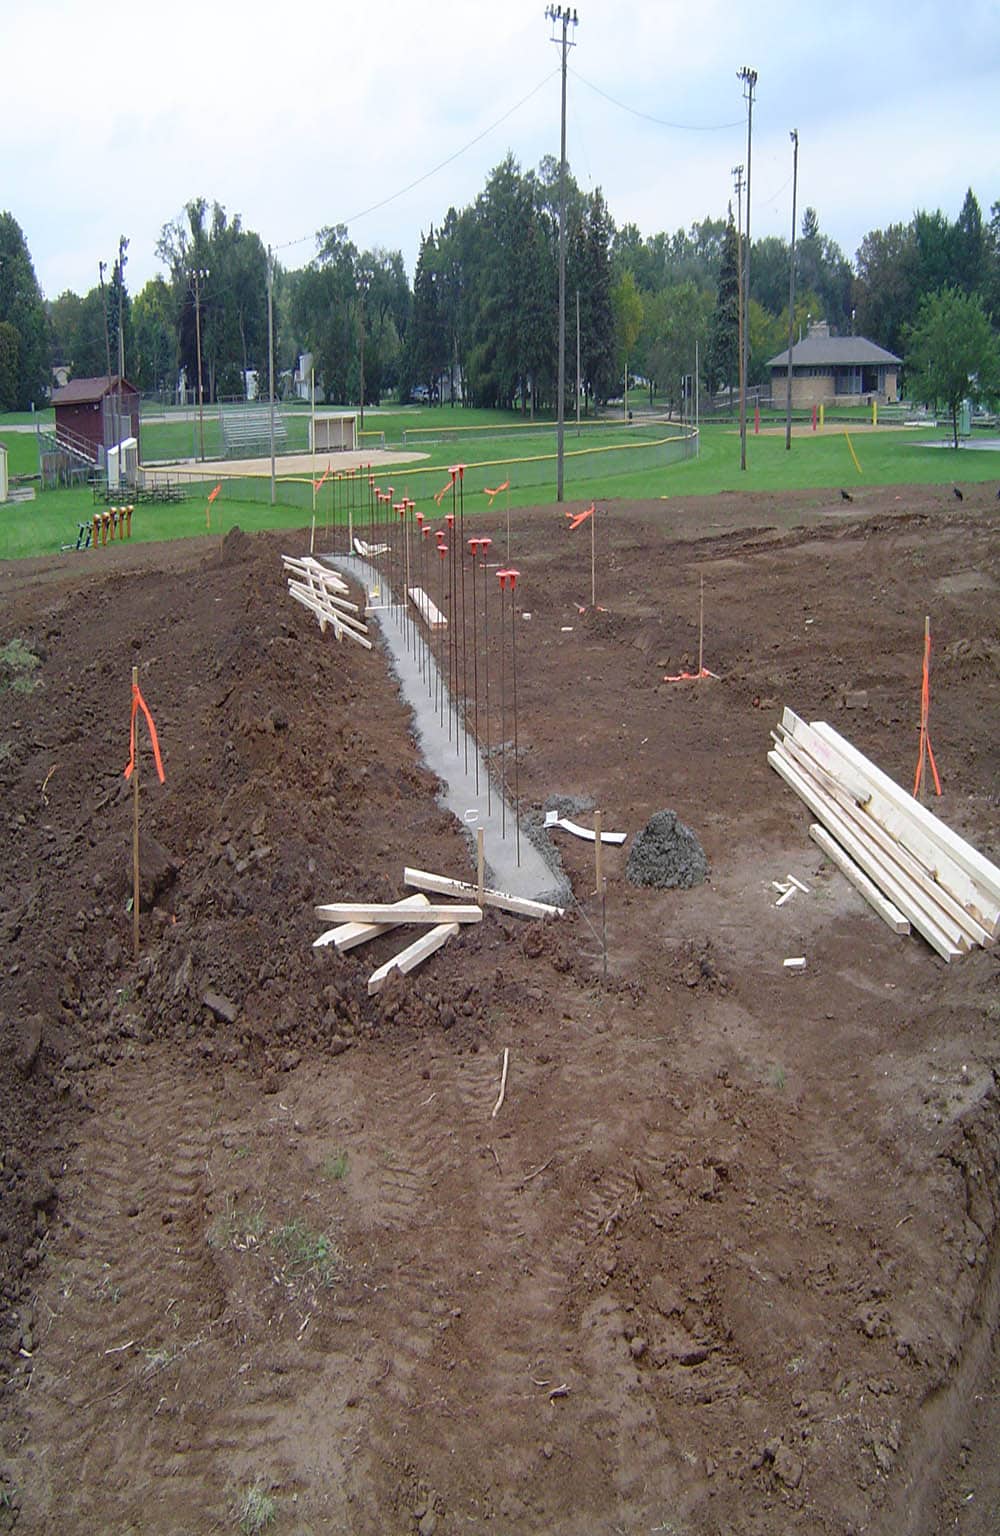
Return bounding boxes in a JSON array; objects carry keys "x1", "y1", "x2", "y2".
[{"x1": 1, "y1": 486, "x2": 999, "y2": 1534}]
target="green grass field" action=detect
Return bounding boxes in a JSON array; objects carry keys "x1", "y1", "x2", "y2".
[{"x1": 2, "y1": 405, "x2": 998, "y2": 561}]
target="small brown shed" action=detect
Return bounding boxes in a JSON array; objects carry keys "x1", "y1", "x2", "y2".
[{"x1": 52, "y1": 376, "x2": 141, "y2": 463}]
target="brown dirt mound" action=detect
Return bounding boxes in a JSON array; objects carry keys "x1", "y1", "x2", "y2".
[{"x1": 1, "y1": 488, "x2": 999, "y2": 1534}]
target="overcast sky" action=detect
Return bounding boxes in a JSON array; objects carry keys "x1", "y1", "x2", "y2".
[{"x1": 7, "y1": 0, "x2": 999, "y2": 300}]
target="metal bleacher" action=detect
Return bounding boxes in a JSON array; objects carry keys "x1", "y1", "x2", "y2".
[{"x1": 219, "y1": 404, "x2": 288, "y2": 459}]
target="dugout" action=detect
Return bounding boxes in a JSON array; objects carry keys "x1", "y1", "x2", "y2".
[{"x1": 310, "y1": 413, "x2": 357, "y2": 453}]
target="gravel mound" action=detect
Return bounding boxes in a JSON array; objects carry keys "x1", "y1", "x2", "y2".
[{"x1": 626, "y1": 809, "x2": 708, "y2": 889}]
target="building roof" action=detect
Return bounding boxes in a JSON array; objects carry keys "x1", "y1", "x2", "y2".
[
  {"x1": 767, "y1": 335, "x2": 902, "y2": 369},
  {"x1": 52, "y1": 375, "x2": 137, "y2": 404}
]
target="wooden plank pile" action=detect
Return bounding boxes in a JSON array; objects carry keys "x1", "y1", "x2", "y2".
[
  {"x1": 314, "y1": 869, "x2": 565, "y2": 995},
  {"x1": 769, "y1": 708, "x2": 1000, "y2": 962},
  {"x1": 283, "y1": 555, "x2": 372, "y2": 650}
]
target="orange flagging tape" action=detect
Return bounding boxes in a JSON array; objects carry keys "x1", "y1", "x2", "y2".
[
  {"x1": 207, "y1": 483, "x2": 222, "y2": 504},
  {"x1": 483, "y1": 479, "x2": 510, "y2": 503},
  {"x1": 913, "y1": 623, "x2": 942, "y2": 797},
  {"x1": 124, "y1": 683, "x2": 166, "y2": 784},
  {"x1": 434, "y1": 474, "x2": 456, "y2": 506},
  {"x1": 663, "y1": 667, "x2": 719, "y2": 682},
  {"x1": 313, "y1": 464, "x2": 331, "y2": 492},
  {"x1": 567, "y1": 503, "x2": 595, "y2": 531}
]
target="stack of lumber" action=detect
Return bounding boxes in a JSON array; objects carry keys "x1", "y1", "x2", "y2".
[
  {"x1": 283, "y1": 555, "x2": 372, "y2": 649},
  {"x1": 769, "y1": 707, "x2": 1000, "y2": 962},
  {"x1": 314, "y1": 869, "x2": 565, "y2": 996}
]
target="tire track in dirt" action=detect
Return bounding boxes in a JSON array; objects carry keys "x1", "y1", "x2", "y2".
[{"x1": 21, "y1": 1053, "x2": 232, "y2": 1529}]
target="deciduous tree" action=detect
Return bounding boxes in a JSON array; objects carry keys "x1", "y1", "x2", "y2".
[{"x1": 905, "y1": 285, "x2": 1000, "y2": 447}]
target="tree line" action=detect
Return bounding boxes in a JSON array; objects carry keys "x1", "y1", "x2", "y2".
[{"x1": 1, "y1": 173, "x2": 999, "y2": 416}]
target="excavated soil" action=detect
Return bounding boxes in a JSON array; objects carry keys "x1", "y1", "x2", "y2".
[{"x1": 1, "y1": 483, "x2": 999, "y2": 1535}]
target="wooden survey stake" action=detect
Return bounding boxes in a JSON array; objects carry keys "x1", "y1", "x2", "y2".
[
  {"x1": 593, "y1": 810, "x2": 603, "y2": 894},
  {"x1": 131, "y1": 665, "x2": 140, "y2": 958}
]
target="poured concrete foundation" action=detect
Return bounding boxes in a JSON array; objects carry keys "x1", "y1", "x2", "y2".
[{"x1": 329, "y1": 555, "x2": 569, "y2": 906}]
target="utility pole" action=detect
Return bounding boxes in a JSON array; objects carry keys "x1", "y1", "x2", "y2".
[
  {"x1": 576, "y1": 287, "x2": 581, "y2": 431},
  {"x1": 267, "y1": 246, "x2": 276, "y2": 506},
  {"x1": 98, "y1": 259, "x2": 113, "y2": 469},
  {"x1": 732, "y1": 166, "x2": 744, "y2": 433},
  {"x1": 116, "y1": 235, "x2": 129, "y2": 484},
  {"x1": 357, "y1": 269, "x2": 368, "y2": 433},
  {"x1": 98, "y1": 261, "x2": 113, "y2": 382},
  {"x1": 189, "y1": 265, "x2": 209, "y2": 462},
  {"x1": 737, "y1": 66, "x2": 757, "y2": 472},
  {"x1": 785, "y1": 130, "x2": 799, "y2": 451},
  {"x1": 546, "y1": 4, "x2": 578, "y2": 502}
]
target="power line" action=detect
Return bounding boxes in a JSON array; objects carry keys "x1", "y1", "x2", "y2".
[
  {"x1": 274, "y1": 69, "x2": 560, "y2": 255},
  {"x1": 570, "y1": 68, "x2": 742, "y2": 131}
]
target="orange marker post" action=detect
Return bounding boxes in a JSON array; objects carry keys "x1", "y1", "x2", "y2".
[
  {"x1": 913, "y1": 615, "x2": 942, "y2": 803},
  {"x1": 124, "y1": 668, "x2": 166, "y2": 957}
]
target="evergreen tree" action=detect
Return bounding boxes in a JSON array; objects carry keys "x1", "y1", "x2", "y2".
[
  {"x1": 409, "y1": 229, "x2": 447, "y2": 399},
  {"x1": 705, "y1": 211, "x2": 739, "y2": 395},
  {"x1": 952, "y1": 188, "x2": 985, "y2": 296},
  {"x1": 569, "y1": 188, "x2": 615, "y2": 409},
  {"x1": 0, "y1": 212, "x2": 49, "y2": 407}
]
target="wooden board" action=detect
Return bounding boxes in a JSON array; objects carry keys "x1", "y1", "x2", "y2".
[
  {"x1": 286, "y1": 579, "x2": 367, "y2": 627},
  {"x1": 775, "y1": 731, "x2": 993, "y2": 948},
  {"x1": 781, "y1": 709, "x2": 1000, "y2": 932},
  {"x1": 313, "y1": 893, "x2": 431, "y2": 951},
  {"x1": 811, "y1": 718, "x2": 1000, "y2": 919},
  {"x1": 314, "y1": 901, "x2": 482, "y2": 925},
  {"x1": 408, "y1": 587, "x2": 447, "y2": 629},
  {"x1": 368, "y1": 922, "x2": 460, "y2": 996},
  {"x1": 768, "y1": 749, "x2": 962, "y2": 961},
  {"x1": 403, "y1": 867, "x2": 565, "y2": 919},
  {"x1": 809, "y1": 823, "x2": 911, "y2": 935},
  {"x1": 780, "y1": 711, "x2": 998, "y2": 935},
  {"x1": 771, "y1": 746, "x2": 969, "y2": 953},
  {"x1": 288, "y1": 586, "x2": 373, "y2": 649}
]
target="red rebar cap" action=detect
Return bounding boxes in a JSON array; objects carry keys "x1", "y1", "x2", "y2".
[{"x1": 437, "y1": 544, "x2": 448, "y2": 557}]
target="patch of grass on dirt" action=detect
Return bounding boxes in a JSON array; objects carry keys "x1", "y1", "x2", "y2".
[
  {"x1": 271, "y1": 1220, "x2": 337, "y2": 1286},
  {"x1": 210, "y1": 1196, "x2": 267, "y2": 1250},
  {"x1": 0, "y1": 637, "x2": 42, "y2": 693},
  {"x1": 321, "y1": 1149, "x2": 349, "y2": 1180},
  {"x1": 234, "y1": 1479, "x2": 277, "y2": 1534}
]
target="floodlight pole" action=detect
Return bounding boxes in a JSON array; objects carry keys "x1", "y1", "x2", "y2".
[
  {"x1": 267, "y1": 246, "x2": 276, "y2": 505},
  {"x1": 116, "y1": 235, "x2": 128, "y2": 488},
  {"x1": 732, "y1": 165, "x2": 744, "y2": 427},
  {"x1": 737, "y1": 66, "x2": 757, "y2": 472},
  {"x1": 546, "y1": 4, "x2": 579, "y2": 503},
  {"x1": 576, "y1": 287, "x2": 581, "y2": 431},
  {"x1": 785, "y1": 129, "x2": 799, "y2": 451},
  {"x1": 189, "y1": 265, "x2": 209, "y2": 463}
]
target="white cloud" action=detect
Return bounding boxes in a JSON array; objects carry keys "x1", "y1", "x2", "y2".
[{"x1": 6, "y1": 0, "x2": 998, "y2": 297}]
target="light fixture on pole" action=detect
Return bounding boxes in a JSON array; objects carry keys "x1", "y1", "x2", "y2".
[
  {"x1": 737, "y1": 66, "x2": 757, "y2": 473},
  {"x1": 545, "y1": 4, "x2": 579, "y2": 504}
]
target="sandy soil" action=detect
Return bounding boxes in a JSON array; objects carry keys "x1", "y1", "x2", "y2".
[
  {"x1": 1, "y1": 482, "x2": 999, "y2": 1535},
  {"x1": 141, "y1": 447, "x2": 429, "y2": 482}
]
